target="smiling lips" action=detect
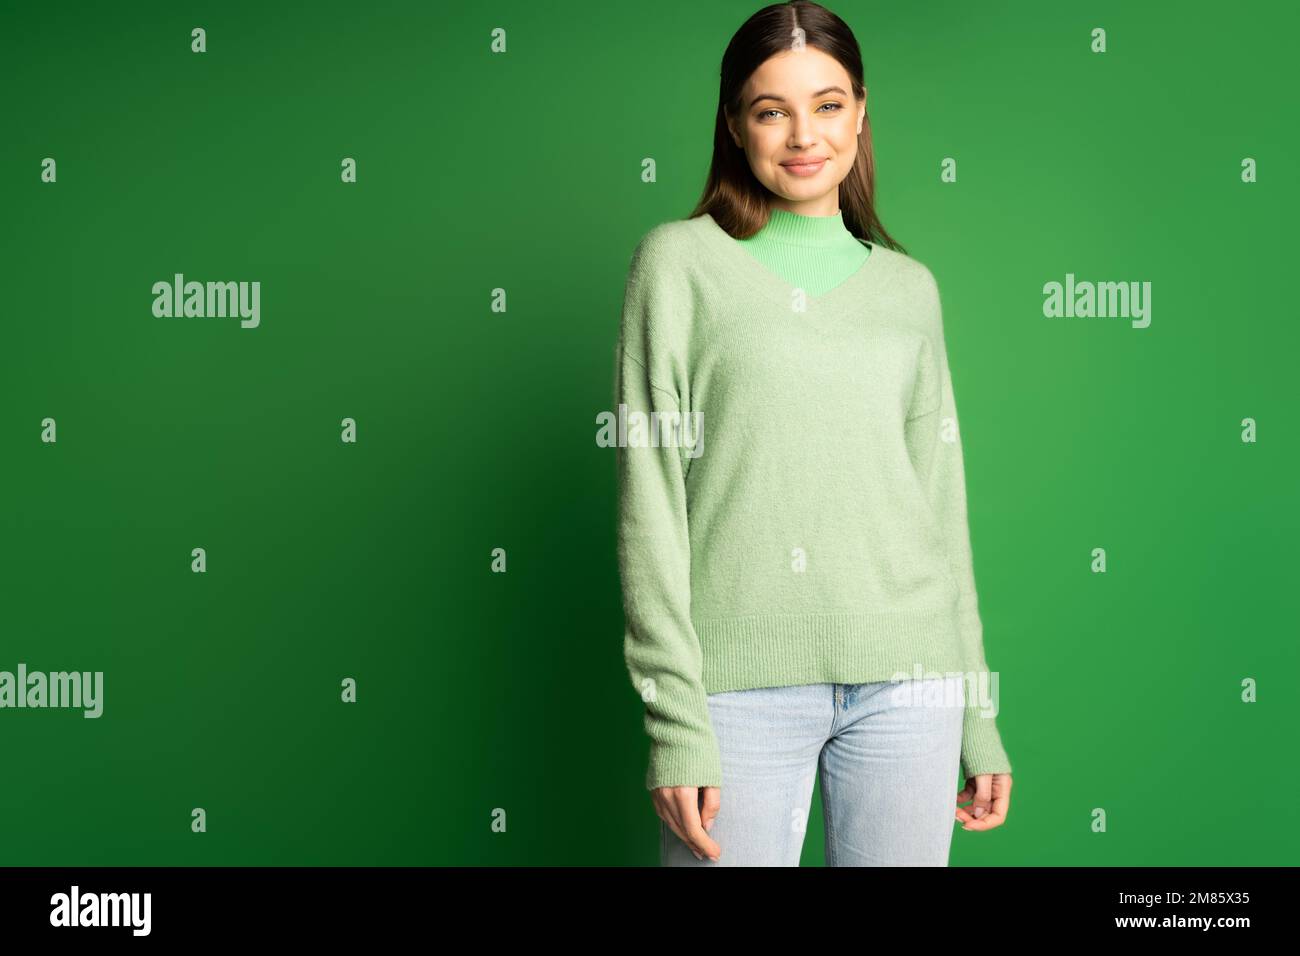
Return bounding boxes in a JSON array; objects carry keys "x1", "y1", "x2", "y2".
[{"x1": 780, "y1": 156, "x2": 827, "y2": 176}]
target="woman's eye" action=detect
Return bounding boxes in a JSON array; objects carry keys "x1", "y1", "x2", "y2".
[{"x1": 757, "y1": 103, "x2": 843, "y2": 121}]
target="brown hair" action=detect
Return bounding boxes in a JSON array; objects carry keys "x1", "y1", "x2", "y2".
[{"x1": 688, "y1": 1, "x2": 905, "y2": 254}]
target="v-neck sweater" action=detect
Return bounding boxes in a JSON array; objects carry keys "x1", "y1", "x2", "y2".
[{"x1": 614, "y1": 212, "x2": 1012, "y2": 790}]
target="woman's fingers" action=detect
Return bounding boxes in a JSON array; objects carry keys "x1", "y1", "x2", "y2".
[
  {"x1": 653, "y1": 787, "x2": 722, "y2": 861},
  {"x1": 954, "y1": 782, "x2": 976, "y2": 824},
  {"x1": 956, "y1": 773, "x2": 1012, "y2": 830},
  {"x1": 699, "y1": 786, "x2": 721, "y2": 833},
  {"x1": 652, "y1": 789, "x2": 684, "y2": 839},
  {"x1": 674, "y1": 788, "x2": 722, "y2": 861}
]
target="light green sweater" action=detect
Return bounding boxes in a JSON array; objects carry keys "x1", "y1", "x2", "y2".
[{"x1": 615, "y1": 211, "x2": 1012, "y2": 791}]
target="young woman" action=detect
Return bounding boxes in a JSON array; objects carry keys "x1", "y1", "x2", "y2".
[{"x1": 615, "y1": 0, "x2": 1014, "y2": 866}]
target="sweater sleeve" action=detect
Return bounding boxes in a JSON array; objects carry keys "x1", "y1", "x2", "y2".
[
  {"x1": 615, "y1": 230, "x2": 723, "y2": 791},
  {"x1": 904, "y1": 267, "x2": 1013, "y2": 780}
]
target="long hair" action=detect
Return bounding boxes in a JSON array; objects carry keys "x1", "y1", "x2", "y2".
[{"x1": 688, "y1": 1, "x2": 905, "y2": 254}]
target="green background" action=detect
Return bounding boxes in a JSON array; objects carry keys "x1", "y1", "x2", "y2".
[{"x1": 1, "y1": 0, "x2": 1295, "y2": 865}]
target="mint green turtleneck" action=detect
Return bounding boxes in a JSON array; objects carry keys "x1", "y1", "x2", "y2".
[{"x1": 737, "y1": 207, "x2": 871, "y2": 296}]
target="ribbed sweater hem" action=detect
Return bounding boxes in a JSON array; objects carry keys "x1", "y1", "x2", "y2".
[
  {"x1": 693, "y1": 609, "x2": 968, "y2": 691},
  {"x1": 690, "y1": 609, "x2": 1012, "y2": 780}
]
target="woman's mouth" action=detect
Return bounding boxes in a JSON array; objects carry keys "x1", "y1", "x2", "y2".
[{"x1": 780, "y1": 157, "x2": 827, "y2": 177}]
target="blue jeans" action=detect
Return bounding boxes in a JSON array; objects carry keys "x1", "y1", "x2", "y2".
[{"x1": 660, "y1": 676, "x2": 966, "y2": 866}]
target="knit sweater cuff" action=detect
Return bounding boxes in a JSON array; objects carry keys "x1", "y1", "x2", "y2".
[
  {"x1": 960, "y1": 704, "x2": 1012, "y2": 779},
  {"x1": 645, "y1": 735, "x2": 724, "y2": 791}
]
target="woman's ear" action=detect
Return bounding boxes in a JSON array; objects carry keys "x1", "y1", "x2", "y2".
[{"x1": 726, "y1": 115, "x2": 743, "y2": 150}]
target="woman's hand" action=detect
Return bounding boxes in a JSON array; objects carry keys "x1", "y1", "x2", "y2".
[
  {"x1": 653, "y1": 786, "x2": 722, "y2": 861},
  {"x1": 955, "y1": 773, "x2": 1012, "y2": 831}
]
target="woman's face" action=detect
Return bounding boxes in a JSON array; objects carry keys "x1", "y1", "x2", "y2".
[{"x1": 726, "y1": 46, "x2": 865, "y2": 216}]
